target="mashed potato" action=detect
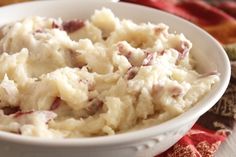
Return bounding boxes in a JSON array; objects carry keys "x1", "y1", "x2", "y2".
[{"x1": 0, "y1": 8, "x2": 219, "y2": 138}]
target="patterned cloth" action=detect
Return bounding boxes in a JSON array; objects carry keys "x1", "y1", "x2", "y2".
[{"x1": 120, "y1": 0, "x2": 236, "y2": 156}]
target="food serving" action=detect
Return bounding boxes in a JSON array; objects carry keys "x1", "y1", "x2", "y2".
[{"x1": 0, "y1": 8, "x2": 219, "y2": 138}]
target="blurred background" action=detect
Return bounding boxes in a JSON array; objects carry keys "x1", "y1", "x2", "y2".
[{"x1": 0, "y1": 0, "x2": 29, "y2": 6}]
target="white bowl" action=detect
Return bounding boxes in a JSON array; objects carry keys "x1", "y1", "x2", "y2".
[{"x1": 0, "y1": 0, "x2": 231, "y2": 157}]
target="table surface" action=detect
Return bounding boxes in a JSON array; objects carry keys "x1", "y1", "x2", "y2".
[{"x1": 216, "y1": 122, "x2": 236, "y2": 157}]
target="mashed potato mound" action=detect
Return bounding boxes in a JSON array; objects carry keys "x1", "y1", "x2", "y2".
[{"x1": 0, "y1": 8, "x2": 219, "y2": 138}]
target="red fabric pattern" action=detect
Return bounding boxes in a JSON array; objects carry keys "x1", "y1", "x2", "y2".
[
  {"x1": 121, "y1": 0, "x2": 236, "y2": 44},
  {"x1": 125, "y1": 0, "x2": 235, "y2": 25},
  {"x1": 217, "y1": 1, "x2": 236, "y2": 19},
  {"x1": 157, "y1": 125, "x2": 227, "y2": 157}
]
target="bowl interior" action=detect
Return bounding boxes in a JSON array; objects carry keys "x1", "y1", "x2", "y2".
[{"x1": 0, "y1": 0, "x2": 231, "y2": 146}]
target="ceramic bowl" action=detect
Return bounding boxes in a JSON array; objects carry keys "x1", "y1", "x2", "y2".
[{"x1": 0, "y1": 0, "x2": 231, "y2": 157}]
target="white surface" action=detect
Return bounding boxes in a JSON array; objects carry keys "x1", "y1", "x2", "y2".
[
  {"x1": 0, "y1": 0, "x2": 231, "y2": 156},
  {"x1": 216, "y1": 123, "x2": 236, "y2": 157}
]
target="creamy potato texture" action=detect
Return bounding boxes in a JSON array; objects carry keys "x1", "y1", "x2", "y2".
[{"x1": 0, "y1": 8, "x2": 219, "y2": 138}]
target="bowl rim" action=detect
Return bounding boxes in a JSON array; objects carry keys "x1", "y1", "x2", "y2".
[{"x1": 0, "y1": 0, "x2": 231, "y2": 147}]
